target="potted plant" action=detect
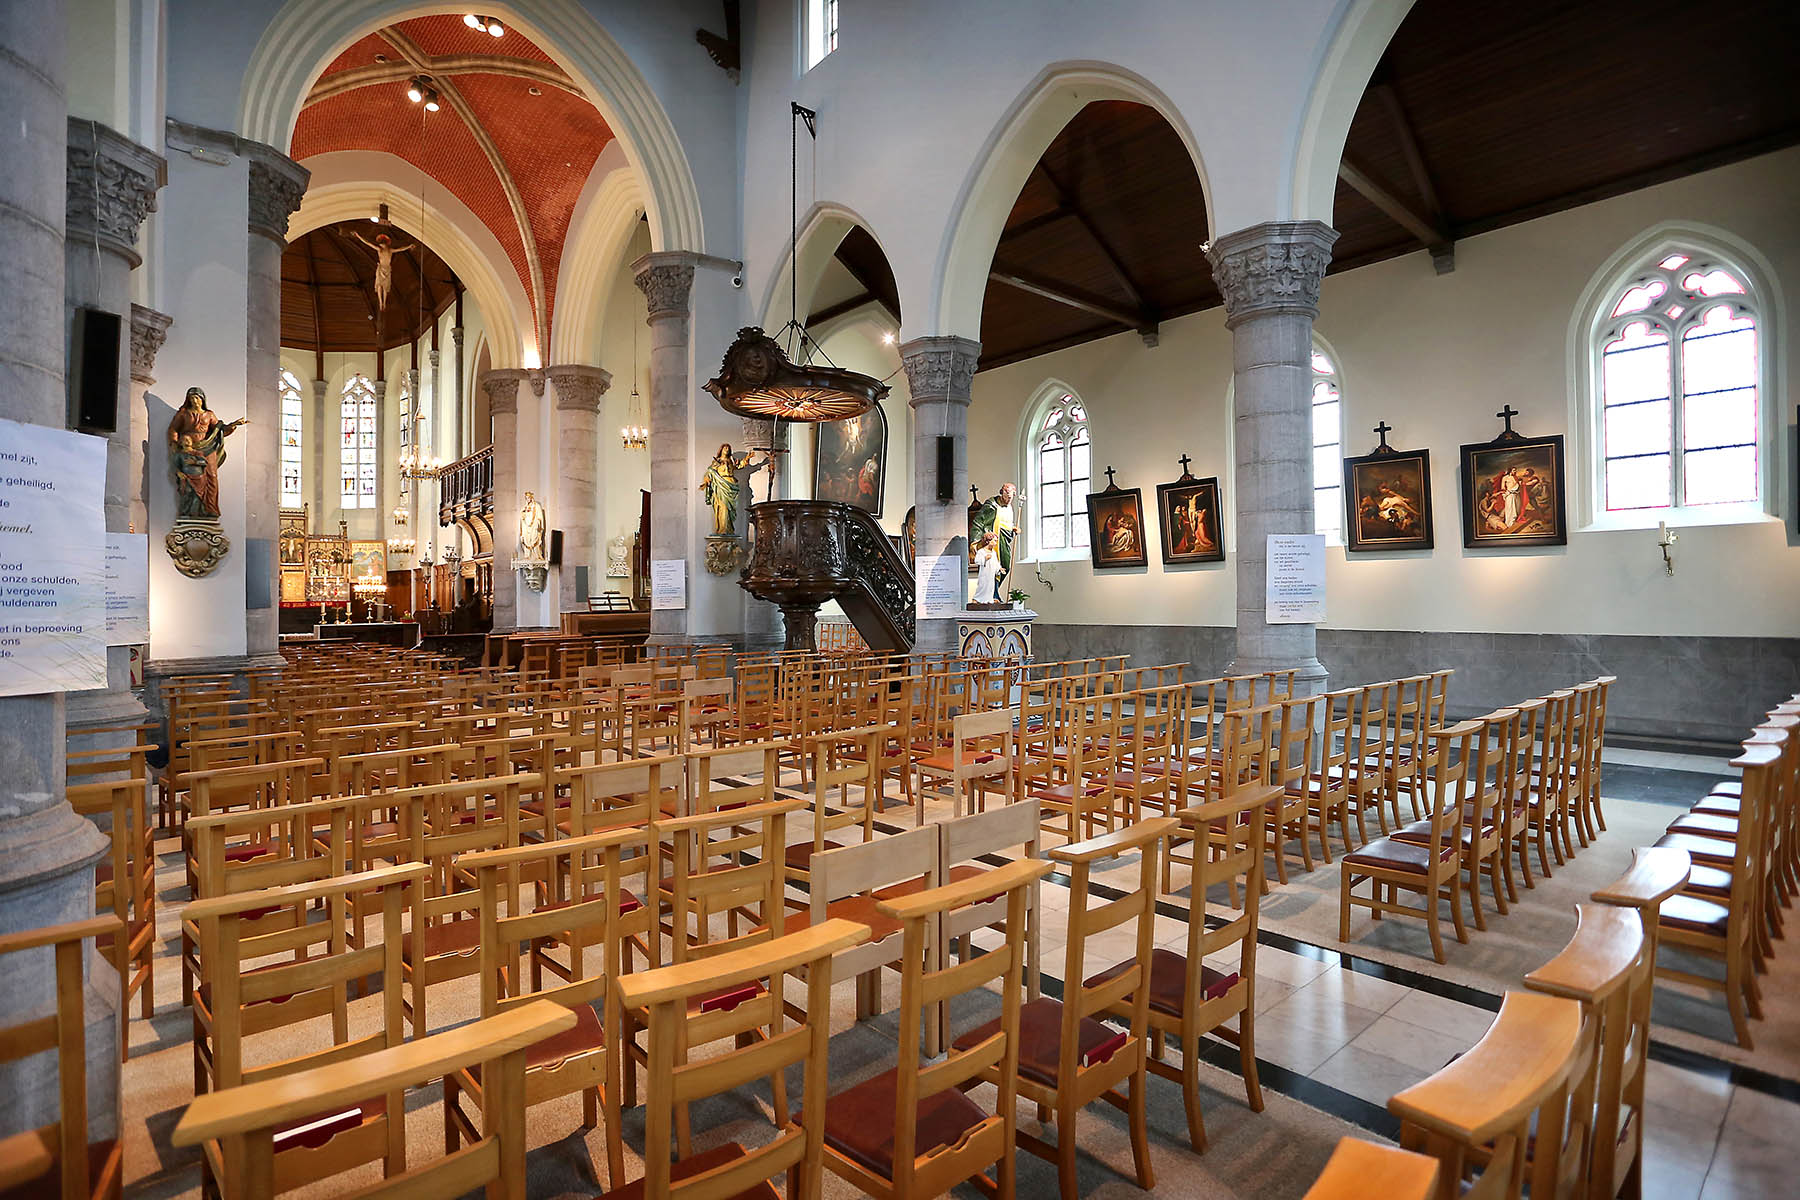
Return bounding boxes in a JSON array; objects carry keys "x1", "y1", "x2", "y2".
[{"x1": 1008, "y1": 587, "x2": 1029, "y2": 611}]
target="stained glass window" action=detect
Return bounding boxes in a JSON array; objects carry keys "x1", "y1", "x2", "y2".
[
  {"x1": 1312, "y1": 349, "x2": 1343, "y2": 541},
  {"x1": 339, "y1": 373, "x2": 378, "y2": 508},
  {"x1": 1031, "y1": 395, "x2": 1090, "y2": 554},
  {"x1": 1597, "y1": 253, "x2": 1760, "y2": 511},
  {"x1": 279, "y1": 369, "x2": 304, "y2": 507}
]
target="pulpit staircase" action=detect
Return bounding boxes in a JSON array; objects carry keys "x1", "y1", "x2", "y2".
[{"x1": 740, "y1": 500, "x2": 915, "y2": 651}]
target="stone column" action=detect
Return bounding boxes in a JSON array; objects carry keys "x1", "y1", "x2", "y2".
[
  {"x1": 0, "y1": 0, "x2": 117, "y2": 1143},
  {"x1": 547, "y1": 365, "x2": 611, "y2": 614},
  {"x1": 482, "y1": 368, "x2": 525, "y2": 631},
  {"x1": 451, "y1": 322, "x2": 465, "y2": 460},
  {"x1": 245, "y1": 149, "x2": 307, "y2": 659},
  {"x1": 310, "y1": 377, "x2": 328, "y2": 516},
  {"x1": 632, "y1": 252, "x2": 698, "y2": 641},
  {"x1": 127, "y1": 304, "x2": 172, "y2": 538},
  {"x1": 372, "y1": 377, "x2": 390, "y2": 564},
  {"x1": 427, "y1": 347, "x2": 441, "y2": 562},
  {"x1": 1206, "y1": 221, "x2": 1339, "y2": 690},
  {"x1": 900, "y1": 335, "x2": 981, "y2": 653},
  {"x1": 64, "y1": 119, "x2": 164, "y2": 741}
]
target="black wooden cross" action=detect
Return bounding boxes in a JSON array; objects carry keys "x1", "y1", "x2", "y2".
[
  {"x1": 970, "y1": 484, "x2": 980, "y2": 504},
  {"x1": 1373, "y1": 421, "x2": 1392, "y2": 451},
  {"x1": 1104, "y1": 466, "x2": 1118, "y2": 489},
  {"x1": 1496, "y1": 405, "x2": 1520, "y2": 436},
  {"x1": 1177, "y1": 453, "x2": 1193, "y2": 479}
]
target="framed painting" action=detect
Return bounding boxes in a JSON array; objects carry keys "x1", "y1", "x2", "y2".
[
  {"x1": 1342, "y1": 446, "x2": 1434, "y2": 552},
  {"x1": 1155, "y1": 473, "x2": 1225, "y2": 564},
  {"x1": 348, "y1": 540, "x2": 387, "y2": 586},
  {"x1": 1085, "y1": 478, "x2": 1149, "y2": 569},
  {"x1": 1459, "y1": 433, "x2": 1567, "y2": 548},
  {"x1": 812, "y1": 404, "x2": 887, "y2": 516}
]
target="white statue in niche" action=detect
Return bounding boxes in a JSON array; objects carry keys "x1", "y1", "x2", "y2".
[
  {"x1": 518, "y1": 492, "x2": 547, "y2": 562},
  {"x1": 606, "y1": 534, "x2": 630, "y2": 577}
]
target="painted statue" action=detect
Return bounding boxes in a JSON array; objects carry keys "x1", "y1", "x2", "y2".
[
  {"x1": 350, "y1": 227, "x2": 416, "y2": 312},
  {"x1": 968, "y1": 481, "x2": 1018, "y2": 593},
  {"x1": 700, "y1": 443, "x2": 764, "y2": 537},
  {"x1": 168, "y1": 387, "x2": 246, "y2": 521},
  {"x1": 518, "y1": 491, "x2": 548, "y2": 561}
]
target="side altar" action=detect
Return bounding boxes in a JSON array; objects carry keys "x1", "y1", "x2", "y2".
[{"x1": 956, "y1": 607, "x2": 1036, "y2": 660}]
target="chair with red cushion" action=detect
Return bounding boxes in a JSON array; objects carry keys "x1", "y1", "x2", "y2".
[{"x1": 913, "y1": 707, "x2": 1016, "y2": 827}]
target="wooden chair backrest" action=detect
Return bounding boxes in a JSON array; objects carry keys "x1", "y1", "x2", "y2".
[
  {"x1": 1178, "y1": 785, "x2": 1274, "y2": 996},
  {"x1": 1304, "y1": 1138, "x2": 1439, "y2": 1200},
  {"x1": 556, "y1": 754, "x2": 678, "y2": 836},
  {"x1": 871, "y1": 858, "x2": 1051, "y2": 1195},
  {"x1": 185, "y1": 731, "x2": 301, "y2": 773},
  {"x1": 1388, "y1": 989, "x2": 1585, "y2": 1200},
  {"x1": 686, "y1": 740, "x2": 785, "y2": 818},
  {"x1": 0, "y1": 916, "x2": 121, "y2": 1200},
  {"x1": 616, "y1": 921, "x2": 869, "y2": 1200},
  {"x1": 173, "y1": 1001, "x2": 573, "y2": 1200},
  {"x1": 182, "y1": 757, "x2": 325, "y2": 821},
  {"x1": 1273, "y1": 694, "x2": 1323, "y2": 789},
  {"x1": 947, "y1": 706, "x2": 1015, "y2": 783},
  {"x1": 1420, "y1": 722, "x2": 1479, "y2": 855},
  {"x1": 333, "y1": 741, "x2": 459, "y2": 795},
  {"x1": 656, "y1": 797, "x2": 804, "y2": 965},
  {"x1": 808, "y1": 725, "x2": 882, "y2": 852}
]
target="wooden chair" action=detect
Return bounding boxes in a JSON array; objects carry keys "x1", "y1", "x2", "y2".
[
  {"x1": 1305, "y1": 688, "x2": 1357, "y2": 858},
  {"x1": 1340, "y1": 721, "x2": 1477, "y2": 963},
  {"x1": 677, "y1": 676, "x2": 734, "y2": 749},
  {"x1": 1304, "y1": 1138, "x2": 1439, "y2": 1200},
  {"x1": 1103, "y1": 684, "x2": 1180, "y2": 827},
  {"x1": 0, "y1": 917, "x2": 124, "y2": 1200},
  {"x1": 447, "y1": 828, "x2": 659, "y2": 1188},
  {"x1": 1162, "y1": 703, "x2": 1274, "y2": 896},
  {"x1": 1341, "y1": 681, "x2": 1395, "y2": 840},
  {"x1": 785, "y1": 724, "x2": 882, "y2": 892},
  {"x1": 794, "y1": 827, "x2": 937, "y2": 1027},
  {"x1": 1389, "y1": 675, "x2": 1432, "y2": 823},
  {"x1": 1387, "y1": 989, "x2": 1585, "y2": 1200},
  {"x1": 952, "y1": 818, "x2": 1176, "y2": 1199},
  {"x1": 1093, "y1": 785, "x2": 1276, "y2": 1152},
  {"x1": 173, "y1": 1001, "x2": 571, "y2": 1200},
  {"x1": 1394, "y1": 708, "x2": 1516, "y2": 931},
  {"x1": 599, "y1": 920, "x2": 869, "y2": 1199},
  {"x1": 66, "y1": 778, "x2": 157, "y2": 1055},
  {"x1": 820, "y1": 858, "x2": 1051, "y2": 1199},
  {"x1": 1027, "y1": 687, "x2": 1113, "y2": 846},
  {"x1": 185, "y1": 863, "x2": 427, "y2": 1196},
  {"x1": 556, "y1": 754, "x2": 677, "y2": 837},
  {"x1": 1527, "y1": 691, "x2": 1575, "y2": 874},
  {"x1": 1267, "y1": 694, "x2": 1324, "y2": 882},
  {"x1": 1650, "y1": 737, "x2": 1782, "y2": 1046},
  {"x1": 914, "y1": 707, "x2": 1016, "y2": 827},
  {"x1": 937, "y1": 800, "x2": 1046, "y2": 1027}
]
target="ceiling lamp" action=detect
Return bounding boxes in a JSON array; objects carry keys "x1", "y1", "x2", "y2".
[
  {"x1": 463, "y1": 13, "x2": 505, "y2": 37},
  {"x1": 622, "y1": 307, "x2": 648, "y2": 450},
  {"x1": 406, "y1": 75, "x2": 440, "y2": 111},
  {"x1": 703, "y1": 103, "x2": 889, "y2": 424}
]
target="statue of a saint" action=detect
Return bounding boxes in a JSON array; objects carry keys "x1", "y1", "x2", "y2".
[
  {"x1": 518, "y1": 491, "x2": 548, "y2": 561},
  {"x1": 168, "y1": 387, "x2": 247, "y2": 521},
  {"x1": 968, "y1": 482, "x2": 1018, "y2": 593},
  {"x1": 350, "y1": 228, "x2": 416, "y2": 312},
  {"x1": 700, "y1": 443, "x2": 764, "y2": 538}
]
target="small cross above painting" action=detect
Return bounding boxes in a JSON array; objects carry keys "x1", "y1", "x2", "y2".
[
  {"x1": 1156, "y1": 457, "x2": 1225, "y2": 564},
  {"x1": 1459, "y1": 408, "x2": 1567, "y2": 548},
  {"x1": 1342, "y1": 422, "x2": 1433, "y2": 553},
  {"x1": 1086, "y1": 468, "x2": 1148, "y2": 569}
]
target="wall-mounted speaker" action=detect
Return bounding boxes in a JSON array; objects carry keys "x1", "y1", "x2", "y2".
[
  {"x1": 70, "y1": 306, "x2": 122, "y2": 435},
  {"x1": 936, "y1": 435, "x2": 955, "y2": 502},
  {"x1": 549, "y1": 529, "x2": 563, "y2": 566}
]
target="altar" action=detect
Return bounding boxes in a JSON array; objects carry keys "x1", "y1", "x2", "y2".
[
  {"x1": 956, "y1": 607, "x2": 1036, "y2": 660},
  {"x1": 315, "y1": 620, "x2": 421, "y2": 649}
]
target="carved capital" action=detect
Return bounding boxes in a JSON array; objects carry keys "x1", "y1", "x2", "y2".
[
  {"x1": 1205, "y1": 220, "x2": 1338, "y2": 328},
  {"x1": 245, "y1": 146, "x2": 309, "y2": 243},
  {"x1": 631, "y1": 251, "x2": 699, "y2": 321},
  {"x1": 66, "y1": 120, "x2": 166, "y2": 267},
  {"x1": 899, "y1": 335, "x2": 981, "y2": 406},
  {"x1": 129, "y1": 304, "x2": 174, "y2": 384},
  {"x1": 481, "y1": 368, "x2": 527, "y2": 416},
  {"x1": 548, "y1": 364, "x2": 612, "y2": 412}
]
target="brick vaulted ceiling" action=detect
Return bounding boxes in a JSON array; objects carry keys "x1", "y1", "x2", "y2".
[{"x1": 291, "y1": 15, "x2": 615, "y2": 353}]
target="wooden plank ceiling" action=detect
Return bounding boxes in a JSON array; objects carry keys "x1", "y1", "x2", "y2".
[
  {"x1": 971, "y1": 0, "x2": 1800, "y2": 370},
  {"x1": 280, "y1": 220, "x2": 459, "y2": 355}
]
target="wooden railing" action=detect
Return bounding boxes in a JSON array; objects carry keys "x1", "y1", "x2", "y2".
[{"x1": 437, "y1": 445, "x2": 493, "y2": 527}]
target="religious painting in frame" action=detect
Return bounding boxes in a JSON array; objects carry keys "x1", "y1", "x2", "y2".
[
  {"x1": 1086, "y1": 475, "x2": 1149, "y2": 569},
  {"x1": 1342, "y1": 436, "x2": 1434, "y2": 553},
  {"x1": 348, "y1": 540, "x2": 387, "y2": 588},
  {"x1": 1155, "y1": 469, "x2": 1225, "y2": 564},
  {"x1": 1459, "y1": 418, "x2": 1567, "y2": 549},
  {"x1": 812, "y1": 403, "x2": 887, "y2": 516}
]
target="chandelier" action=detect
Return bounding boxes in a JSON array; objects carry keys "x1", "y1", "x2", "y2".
[
  {"x1": 388, "y1": 502, "x2": 415, "y2": 555},
  {"x1": 399, "y1": 443, "x2": 439, "y2": 481},
  {"x1": 621, "y1": 307, "x2": 648, "y2": 450},
  {"x1": 703, "y1": 103, "x2": 889, "y2": 424}
]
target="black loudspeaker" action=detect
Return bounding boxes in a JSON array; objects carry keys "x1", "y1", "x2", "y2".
[
  {"x1": 936, "y1": 435, "x2": 955, "y2": 502},
  {"x1": 549, "y1": 529, "x2": 563, "y2": 566},
  {"x1": 70, "y1": 307, "x2": 122, "y2": 434}
]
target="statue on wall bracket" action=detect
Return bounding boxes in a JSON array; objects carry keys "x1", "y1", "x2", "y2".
[
  {"x1": 515, "y1": 491, "x2": 549, "y2": 593},
  {"x1": 165, "y1": 386, "x2": 244, "y2": 578},
  {"x1": 700, "y1": 441, "x2": 767, "y2": 575}
]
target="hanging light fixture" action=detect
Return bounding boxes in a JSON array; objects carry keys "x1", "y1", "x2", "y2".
[
  {"x1": 703, "y1": 102, "x2": 889, "y2": 423},
  {"x1": 621, "y1": 297, "x2": 648, "y2": 450},
  {"x1": 463, "y1": 13, "x2": 505, "y2": 37},
  {"x1": 405, "y1": 75, "x2": 440, "y2": 111}
]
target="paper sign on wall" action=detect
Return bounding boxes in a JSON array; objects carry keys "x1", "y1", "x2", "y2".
[
  {"x1": 1265, "y1": 533, "x2": 1327, "y2": 624},
  {"x1": 650, "y1": 559, "x2": 687, "y2": 610},
  {"x1": 105, "y1": 532, "x2": 150, "y2": 646},
  {"x1": 915, "y1": 554, "x2": 964, "y2": 618},
  {"x1": 0, "y1": 418, "x2": 107, "y2": 695}
]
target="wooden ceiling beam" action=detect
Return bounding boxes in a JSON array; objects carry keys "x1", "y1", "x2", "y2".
[
  {"x1": 1338, "y1": 158, "x2": 1455, "y2": 272},
  {"x1": 1368, "y1": 74, "x2": 1454, "y2": 273},
  {"x1": 997, "y1": 207, "x2": 1072, "y2": 243},
  {"x1": 988, "y1": 266, "x2": 1148, "y2": 331},
  {"x1": 805, "y1": 291, "x2": 878, "y2": 328},
  {"x1": 829, "y1": 249, "x2": 901, "y2": 326},
  {"x1": 1032, "y1": 161, "x2": 1158, "y2": 321}
]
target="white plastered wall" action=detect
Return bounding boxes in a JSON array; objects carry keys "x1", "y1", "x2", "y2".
[{"x1": 968, "y1": 147, "x2": 1800, "y2": 639}]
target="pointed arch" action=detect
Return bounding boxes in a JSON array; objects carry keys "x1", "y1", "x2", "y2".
[
  {"x1": 935, "y1": 62, "x2": 1213, "y2": 340},
  {"x1": 757, "y1": 202, "x2": 904, "y2": 335},
  {"x1": 1289, "y1": 0, "x2": 1418, "y2": 221},
  {"x1": 551, "y1": 142, "x2": 646, "y2": 364},
  {"x1": 1017, "y1": 378, "x2": 1094, "y2": 561}
]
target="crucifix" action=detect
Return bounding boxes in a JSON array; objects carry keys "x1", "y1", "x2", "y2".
[
  {"x1": 1372, "y1": 421, "x2": 1393, "y2": 451},
  {"x1": 1496, "y1": 405, "x2": 1520, "y2": 437},
  {"x1": 1103, "y1": 466, "x2": 1118, "y2": 489},
  {"x1": 1177, "y1": 453, "x2": 1193, "y2": 479}
]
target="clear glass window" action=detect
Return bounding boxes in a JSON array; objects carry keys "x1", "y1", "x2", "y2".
[
  {"x1": 1030, "y1": 393, "x2": 1091, "y2": 556},
  {"x1": 1312, "y1": 350, "x2": 1343, "y2": 541}
]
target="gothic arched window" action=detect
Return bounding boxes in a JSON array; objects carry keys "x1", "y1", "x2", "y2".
[
  {"x1": 339, "y1": 373, "x2": 378, "y2": 509},
  {"x1": 1593, "y1": 250, "x2": 1764, "y2": 514},
  {"x1": 279, "y1": 368, "x2": 304, "y2": 507},
  {"x1": 1026, "y1": 389, "x2": 1091, "y2": 557},
  {"x1": 1311, "y1": 347, "x2": 1343, "y2": 541}
]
